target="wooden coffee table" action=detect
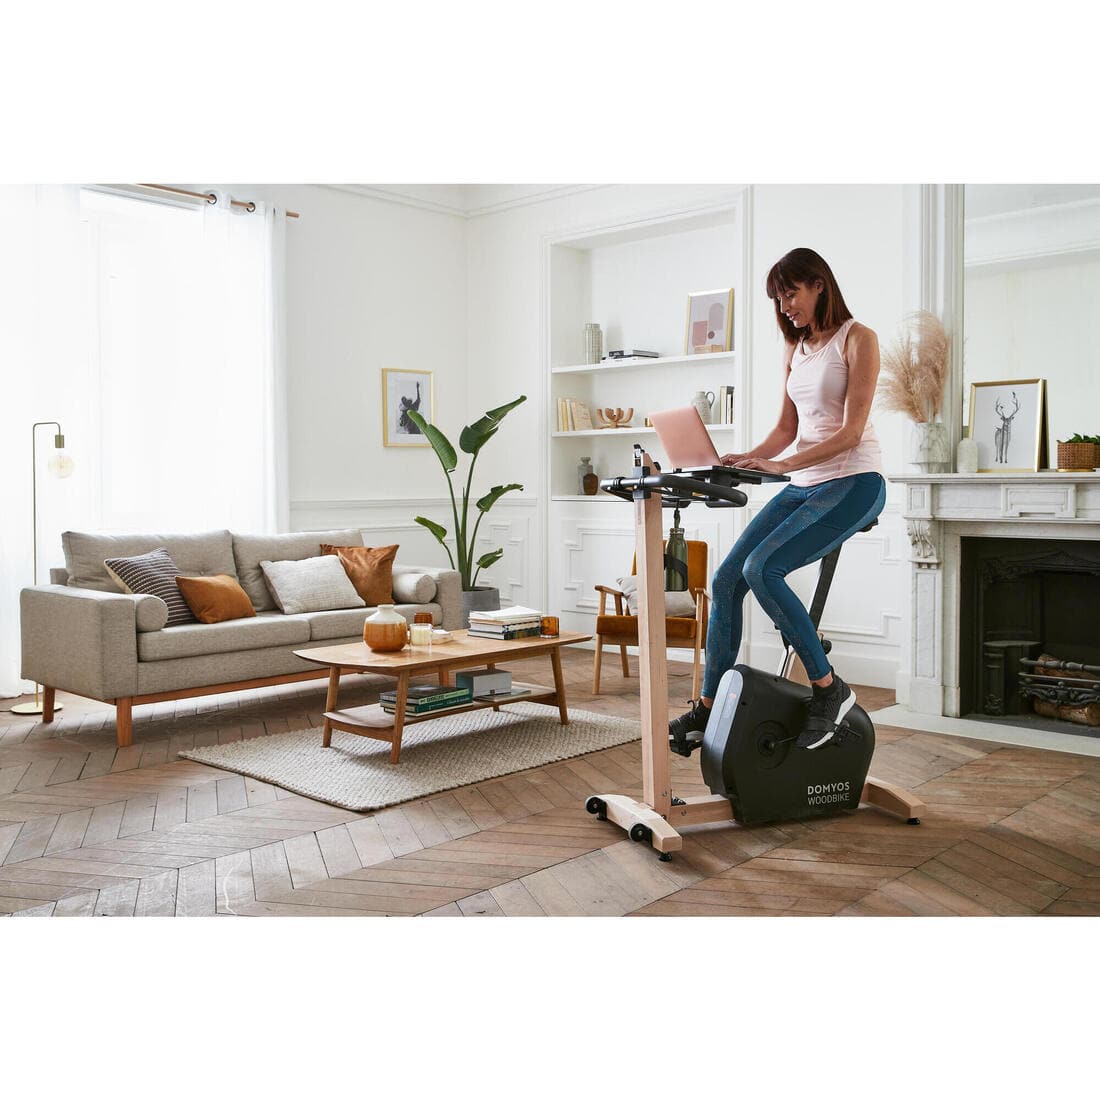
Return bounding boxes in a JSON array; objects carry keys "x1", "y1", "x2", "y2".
[{"x1": 293, "y1": 629, "x2": 591, "y2": 763}]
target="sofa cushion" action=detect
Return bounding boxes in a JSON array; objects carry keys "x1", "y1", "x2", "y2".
[
  {"x1": 392, "y1": 570, "x2": 437, "y2": 604},
  {"x1": 103, "y1": 548, "x2": 197, "y2": 627},
  {"x1": 63, "y1": 529, "x2": 236, "y2": 593},
  {"x1": 232, "y1": 528, "x2": 364, "y2": 611},
  {"x1": 176, "y1": 574, "x2": 256, "y2": 624},
  {"x1": 321, "y1": 543, "x2": 398, "y2": 605},
  {"x1": 305, "y1": 603, "x2": 439, "y2": 642},
  {"x1": 617, "y1": 575, "x2": 697, "y2": 618},
  {"x1": 134, "y1": 595, "x2": 170, "y2": 632},
  {"x1": 260, "y1": 555, "x2": 366, "y2": 615},
  {"x1": 137, "y1": 612, "x2": 311, "y2": 662}
]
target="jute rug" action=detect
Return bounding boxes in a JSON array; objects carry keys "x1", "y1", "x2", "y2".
[{"x1": 177, "y1": 702, "x2": 640, "y2": 812}]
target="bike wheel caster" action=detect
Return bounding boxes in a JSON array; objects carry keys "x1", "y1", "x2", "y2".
[
  {"x1": 586, "y1": 796, "x2": 607, "y2": 821},
  {"x1": 629, "y1": 823, "x2": 652, "y2": 844},
  {"x1": 906, "y1": 817, "x2": 921, "y2": 826},
  {"x1": 658, "y1": 852, "x2": 673, "y2": 862}
]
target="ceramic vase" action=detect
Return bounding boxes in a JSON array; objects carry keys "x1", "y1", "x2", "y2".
[
  {"x1": 956, "y1": 435, "x2": 979, "y2": 474},
  {"x1": 584, "y1": 323, "x2": 603, "y2": 365},
  {"x1": 910, "y1": 419, "x2": 951, "y2": 473},
  {"x1": 362, "y1": 604, "x2": 409, "y2": 652},
  {"x1": 691, "y1": 390, "x2": 715, "y2": 425}
]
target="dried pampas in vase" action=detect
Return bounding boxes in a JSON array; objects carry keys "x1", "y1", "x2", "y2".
[{"x1": 879, "y1": 311, "x2": 952, "y2": 472}]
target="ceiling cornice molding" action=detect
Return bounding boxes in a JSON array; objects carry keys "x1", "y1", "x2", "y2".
[{"x1": 318, "y1": 183, "x2": 609, "y2": 218}]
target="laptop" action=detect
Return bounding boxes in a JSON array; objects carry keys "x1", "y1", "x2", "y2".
[{"x1": 649, "y1": 406, "x2": 723, "y2": 469}]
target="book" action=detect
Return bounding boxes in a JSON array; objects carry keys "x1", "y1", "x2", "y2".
[
  {"x1": 468, "y1": 625, "x2": 541, "y2": 640},
  {"x1": 379, "y1": 684, "x2": 470, "y2": 703},
  {"x1": 380, "y1": 689, "x2": 473, "y2": 714},
  {"x1": 570, "y1": 399, "x2": 594, "y2": 431},
  {"x1": 467, "y1": 620, "x2": 540, "y2": 634},
  {"x1": 608, "y1": 349, "x2": 660, "y2": 359},
  {"x1": 468, "y1": 605, "x2": 542, "y2": 624}
]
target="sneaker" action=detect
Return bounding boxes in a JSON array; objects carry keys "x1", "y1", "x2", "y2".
[
  {"x1": 669, "y1": 698, "x2": 711, "y2": 755},
  {"x1": 797, "y1": 675, "x2": 856, "y2": 750}
]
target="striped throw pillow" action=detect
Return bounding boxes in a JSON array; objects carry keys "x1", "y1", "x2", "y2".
[{"x1": 103, "y1": 548, "x2": 197, "y2": 627}]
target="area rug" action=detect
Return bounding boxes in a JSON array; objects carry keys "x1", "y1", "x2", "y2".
[{"x1": 177, "y1": 702, "x2": 640, "y2": 812}]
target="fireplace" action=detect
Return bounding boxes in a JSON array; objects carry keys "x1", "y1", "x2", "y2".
[{"x1": 959, "y1": 536, "x2": 1100, "y2": 725}]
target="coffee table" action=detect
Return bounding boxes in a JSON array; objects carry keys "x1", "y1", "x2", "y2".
[{"x1": 293, "y1": 629, "x2": 591, "y2": 763}]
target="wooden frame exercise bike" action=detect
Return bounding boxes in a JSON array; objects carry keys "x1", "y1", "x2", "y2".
[{"x1": 585, "y1": 449, "x2": 925, "y2": 861}]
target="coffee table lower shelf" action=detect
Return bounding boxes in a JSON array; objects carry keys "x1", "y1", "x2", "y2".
[{"x1": 323, "y1": 683, "x2": 561, "y2": 755}]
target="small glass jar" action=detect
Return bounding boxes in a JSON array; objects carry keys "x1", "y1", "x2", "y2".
[
  {"x1": 414, "y1": 611, "x2": 435, "y2": 625},
  {"x1": 409, "y1": 622, "x2": 433, "y2": 646}
]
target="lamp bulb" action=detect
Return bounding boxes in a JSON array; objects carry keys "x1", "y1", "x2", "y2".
[{"x1": 48, "y1": 451, "x2": 75, "y2": 479}]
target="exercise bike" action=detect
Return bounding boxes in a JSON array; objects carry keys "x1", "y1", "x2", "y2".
[{"x1": 584, "y1": 447, "x2": 924, "y2": 860}]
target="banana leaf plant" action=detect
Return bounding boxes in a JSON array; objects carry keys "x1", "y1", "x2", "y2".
[{"x1": 407, "y1": 396, "x2": 526, "y2": 591}]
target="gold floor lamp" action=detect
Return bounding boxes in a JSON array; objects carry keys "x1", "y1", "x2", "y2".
[{"x1": 10, "y1": 421, "x2": 75, "y2": 716}]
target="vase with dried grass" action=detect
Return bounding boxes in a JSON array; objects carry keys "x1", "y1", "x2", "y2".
[{"x1": 878, "y1": 310, "x2": 951, "y2": 472}]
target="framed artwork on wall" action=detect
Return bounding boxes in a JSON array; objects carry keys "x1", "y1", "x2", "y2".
[
  {"x1": 382, "y1": 368, "x2": 434, "y2": 447},
  {"x1": 967, "y1": 378, "x2": 1047, "y2": 473},
  {"x1": 684, "y1": 288, "x2": 734, "y2": 354}
]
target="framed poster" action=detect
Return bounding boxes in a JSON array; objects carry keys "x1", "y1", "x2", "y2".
[
  {"x1": 967, "y1": 378, "x2": 1046, "y2": 473},
  {"x1": 382, "y1": 368, "x2": 433, "y2": 447},
  {"x1": 685, "y1": 288, "x2": 734, "y2": 354}
]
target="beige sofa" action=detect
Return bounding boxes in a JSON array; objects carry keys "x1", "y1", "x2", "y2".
[{"x1": 20, "y1": 528, "x2": 462, "y2": 747}]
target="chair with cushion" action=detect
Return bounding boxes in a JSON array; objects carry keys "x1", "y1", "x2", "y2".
[{"x1": 592, "y1": 539, "x2": 709, "y2": 696}]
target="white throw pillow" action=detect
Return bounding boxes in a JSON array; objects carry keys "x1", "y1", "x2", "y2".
[
  {"x1": 616, "y1": 575, "x2": 697, "y2": 618},
  {"x1": 260, "y1": 555, "x2": 366, "y2": 615}
]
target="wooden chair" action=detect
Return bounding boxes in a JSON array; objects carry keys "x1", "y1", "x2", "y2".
[{"x1": 592, "y1": 540, "x2": 709, "y2": 697}]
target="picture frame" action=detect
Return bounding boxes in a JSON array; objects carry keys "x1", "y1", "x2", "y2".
[
  {"x1": 967, "y1": 378, "x2": 1047, "y2": 473},
  {"x1": 684, "y1": 288, "x2": 734, "y2": 354},
  {"x1": 381, "y1": 368, "x2": 434, "y2": 447}
]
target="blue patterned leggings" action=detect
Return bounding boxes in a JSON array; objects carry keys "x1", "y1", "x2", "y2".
[{"x1": 702, "y1": 472, "x2": 886, "y2": 697}]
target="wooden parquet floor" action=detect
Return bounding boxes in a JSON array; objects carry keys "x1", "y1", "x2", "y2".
[{"x1": 2, "y1": 650, "x2": 1099, "y2": 917}]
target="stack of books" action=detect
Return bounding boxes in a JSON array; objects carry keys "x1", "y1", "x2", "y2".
[
  {"x1": 557, "y1": 398, "x2": 594, "y2": 432},
  {"x1": 608, "y1": 349, "x2": 660, "y2": 360},
  {"x1": 468, "y1": 605, "x2": 543, "y2": 640},
  {"x1": 715, "y1": 384, "x2": 735, "y2": 424},
  {"x1": 379, "y1": 684, "x2": 473, "y2": 714}
]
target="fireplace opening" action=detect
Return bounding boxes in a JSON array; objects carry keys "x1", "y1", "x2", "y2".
[{"x1": 959, "y1": 537, "x2": 1100, "y2": 735}]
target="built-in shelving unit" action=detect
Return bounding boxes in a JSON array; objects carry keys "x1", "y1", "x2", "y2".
[{"x1": 542, "y1": 192, "x2": 752, "y2": 633}]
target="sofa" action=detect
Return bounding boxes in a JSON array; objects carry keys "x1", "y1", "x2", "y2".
[{"x1": 20, "y1": 528, "x2": 462, "y2": 747}]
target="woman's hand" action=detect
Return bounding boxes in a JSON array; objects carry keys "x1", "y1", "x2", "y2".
[
  {"x1": 719, "y1": 452, "x2": 749, "y2": 467},
  {"x1": 732, "y1": 456, "x2": 789, "y2": 475}
]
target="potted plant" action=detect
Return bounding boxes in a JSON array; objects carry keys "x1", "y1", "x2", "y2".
[
  {"x1": 1056, "y1": 433, "x2": 1100, "y2": 471},
  {"x1": 407, "y1": 396, "x2": 526, "y2": 625}
]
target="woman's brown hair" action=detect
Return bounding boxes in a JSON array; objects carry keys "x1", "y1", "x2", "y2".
[{"x1": 765, "y1": 247, "x2": 853, "y2": 344}]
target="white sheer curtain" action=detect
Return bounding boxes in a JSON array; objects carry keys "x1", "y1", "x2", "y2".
[{"x1": 0, "y1": 185, "x2": 288, "y2": 698}]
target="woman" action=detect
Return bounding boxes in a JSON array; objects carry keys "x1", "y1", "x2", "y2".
[{"x1": 669, "y1": 247, "x2": 886, "y2": 751}]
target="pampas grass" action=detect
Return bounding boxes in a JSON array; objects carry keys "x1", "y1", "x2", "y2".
[{"x1": 878, "y1": 310, "x2": 949, "y2": 423}]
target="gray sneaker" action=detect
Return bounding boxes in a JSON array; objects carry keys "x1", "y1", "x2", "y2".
[{"x1": 797, "y1": 676, "x2": 856, "y2": 750}]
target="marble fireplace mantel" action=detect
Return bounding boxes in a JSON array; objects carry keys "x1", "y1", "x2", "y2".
[{"x1": 891, "y1": 472, "x2": 1100, "y2": 720}]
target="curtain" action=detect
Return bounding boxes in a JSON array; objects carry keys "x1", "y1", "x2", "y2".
[{"x1": 0, "y1": 185, "x2": 287, "y2": 698}]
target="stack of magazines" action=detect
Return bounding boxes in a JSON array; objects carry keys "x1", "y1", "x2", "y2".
[
  {"x1": 379, "y1": 684, "x2": 473, "y2": 714},
  {"x1": 468, "y1": 605, "x2": 543, "y2": 640}
]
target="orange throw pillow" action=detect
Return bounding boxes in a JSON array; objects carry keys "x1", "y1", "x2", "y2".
[
  {"x1": 175, "y1": 574, "x2": 257, "y2": 624},
  {"x1": 321, "y1": 544, "x2": 399, "y2": 606}
]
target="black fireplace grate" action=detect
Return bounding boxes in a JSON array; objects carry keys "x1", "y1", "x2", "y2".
[{"x1": 1018, "y1": 658, "x2": 1100, "y2": 708}]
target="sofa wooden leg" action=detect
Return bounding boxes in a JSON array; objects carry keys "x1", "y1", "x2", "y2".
[
  {"x1": 115, "y1": 698, "x2": 133, "y2": 748},
  {"x1": 592, "y1": 636, "x2": 604, "y2": 694},
  {"x1": 42, "y1": 686, "x2": 56, "y2": 723}
]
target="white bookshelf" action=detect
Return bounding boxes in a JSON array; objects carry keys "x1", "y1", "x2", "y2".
[{"x1": 542, "y1": 192, "x2": 753, "y2": 635}]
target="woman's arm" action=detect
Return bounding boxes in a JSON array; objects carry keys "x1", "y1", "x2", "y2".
[
  {"x1": 719, "y1": 343, "x2": 799, "y2": 465},
  {"x1": 737, "y1": 324, "x2": 880, "y2": 475}
]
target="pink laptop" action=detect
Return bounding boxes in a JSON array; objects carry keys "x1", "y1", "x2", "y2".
[{"x1": 649, "y1": 406, "x2": 723, "y2": 469}]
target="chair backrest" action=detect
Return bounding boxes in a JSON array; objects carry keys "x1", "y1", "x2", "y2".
[{"x1": 631, "y1": 540, "x2": 708, "y2": 591}]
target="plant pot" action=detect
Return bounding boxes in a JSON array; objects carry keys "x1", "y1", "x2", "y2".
[
  {"x1": 1056, "y1": 441, "x2": 1097, "y2": 471},
  {"x1": 461, "y1": 586, "x2": 500, "y2": 628},
  {"x1": 909, "y1": 420, "x2": 951, "y2": 473}
]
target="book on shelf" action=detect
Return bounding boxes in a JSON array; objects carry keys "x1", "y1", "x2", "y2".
[
  {"x1": 569, "y1": 399, "x2": 594, "y2": 431},
  {"x1": 468, "y1": 625, "x2": 542, "y2": 640},
  {"x1": 379, "y1": 688, "x2": 474, "y2": 714},
  {"x1": 608, "y1": 349, "x2": 660, "y2": 359},
  {"x1": 378, "y1": 685, "x2": 471, "y2": 705},
  {"x1": 716, "y1": 384, "x2": 735, "y2": 425},
  {"x1": 468, "y1": 605, "x2": 542, "y2": 624}
]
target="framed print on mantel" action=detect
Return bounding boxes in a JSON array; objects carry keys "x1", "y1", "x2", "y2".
[
  {"x1": 967, "y1": 378, "x2": 1046, "y2": 473},
  {"x1": 382, "y1": 368, "x2": 433, "y2": 447},
  {"x1": 685, "y1": 288, "x2": 734, "y2": 354}
]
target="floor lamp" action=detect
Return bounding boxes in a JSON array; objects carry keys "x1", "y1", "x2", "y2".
[{"x1": 10, "y1": 421, "x2": 75, "y2": 716}]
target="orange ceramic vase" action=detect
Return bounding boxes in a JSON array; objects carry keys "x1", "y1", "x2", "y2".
[{"x1": 363, "y1": 604, "x2": 409, "y2": 652}]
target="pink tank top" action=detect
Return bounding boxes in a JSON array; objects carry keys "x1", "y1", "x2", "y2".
[{"x1": 785, "y1": 318, "x2": 883, "y2": 487}]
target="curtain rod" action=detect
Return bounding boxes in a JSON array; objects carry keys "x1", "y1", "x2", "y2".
[{"x1": 137, "y1": 183, "x2": 300, "y2": 218}]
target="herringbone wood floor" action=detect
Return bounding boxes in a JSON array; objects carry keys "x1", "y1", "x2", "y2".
[{"x1": 2, "y1": 649, "x2": 1099, "y2": 917}]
